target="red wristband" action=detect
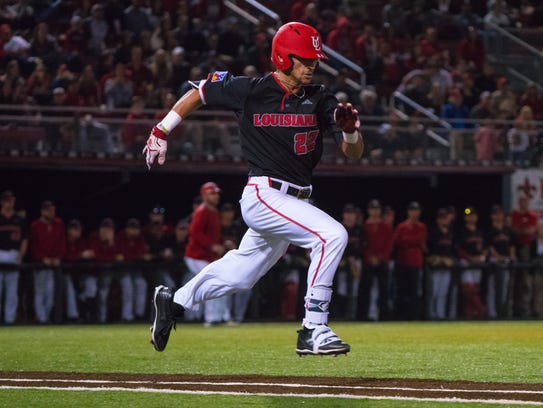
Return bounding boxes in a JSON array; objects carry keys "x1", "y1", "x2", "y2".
[{"x1": 151, "y1": 126, "x2": 167, "y2": 140}]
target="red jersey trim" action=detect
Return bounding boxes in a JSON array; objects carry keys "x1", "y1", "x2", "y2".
[
  {"x1": 247, "y1": 182, "x2": 326, "y2": 287},
  {"x1": 271, "y1": 72, "x2": 291, "y2": 111}
]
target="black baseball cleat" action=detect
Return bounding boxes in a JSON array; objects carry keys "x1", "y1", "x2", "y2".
[
  {"x1": 150, "y1": 285, "x2": 176, "y2": 352},
  {"x1": 296, "y1": 325, "x2": 350, "y2": 356}
]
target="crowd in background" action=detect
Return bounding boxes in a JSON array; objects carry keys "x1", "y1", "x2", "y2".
[
  {"x1": 1, "y1": 187, "x2": 542, "y2": 325},
  {"x1": 0, "y1": 1, "x2": 542, "y2": 163}
]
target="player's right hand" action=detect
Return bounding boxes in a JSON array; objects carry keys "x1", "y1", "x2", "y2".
[{"x1": 143, "y1": 126, "x2": 168, "y2": 169}]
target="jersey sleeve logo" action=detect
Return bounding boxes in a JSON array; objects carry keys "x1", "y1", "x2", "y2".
[{"x1": 211, "y1": 71, "x2": 228, "y2": 82}]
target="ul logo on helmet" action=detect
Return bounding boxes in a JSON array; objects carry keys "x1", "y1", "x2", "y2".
[{"x1": 311, "y1": 36, "x2": 321, "y2": 51}]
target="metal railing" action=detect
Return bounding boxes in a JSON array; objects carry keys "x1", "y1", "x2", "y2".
[{"x1": 484, "y1": 21, "x2": 543, "y2": 88}]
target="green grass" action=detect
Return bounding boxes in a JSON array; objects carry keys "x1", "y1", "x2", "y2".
[
  {"x1": 0, "y1": 389, "x2": 516, "y2": 408},
  {"x1": 0, "y1": 321, "x2": 542, "y2": 407},
  {"x1": 1, "y1": 322, "x2": 542, "y2": 383}
]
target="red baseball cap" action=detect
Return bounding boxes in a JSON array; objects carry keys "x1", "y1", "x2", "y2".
[{"x1": 200, "y1": 182, "x2": 221, "y2": 195}]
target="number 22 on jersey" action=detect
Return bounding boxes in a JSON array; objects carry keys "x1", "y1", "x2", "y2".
[{"x1": 294, "y1": 130, "x2": 319, "y2": 155}]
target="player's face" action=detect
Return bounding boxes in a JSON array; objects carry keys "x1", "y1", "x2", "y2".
[
  {"x1": 203, "y1": 191, "x2": 220, "y2": 207},
  {"x1": 290, "y1": 56, "x2": 318, "y2": 85}
]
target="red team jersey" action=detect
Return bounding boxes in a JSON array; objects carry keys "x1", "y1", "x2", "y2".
[
  {"x1": 393, "y1": 220, "x2": 427, "y2": 268},
  {"x1": 30, "y1": 218, "x2": 66, "y2": 261},
  {"x1": 185, "y1": 204, "x2": 222, "y2": 262},
  {"x1": 510, "y1": 209, "x2": 538, "y2": 245},
  {"x1": 362, "y1": 220, "x2": 394, "y2": 264}
]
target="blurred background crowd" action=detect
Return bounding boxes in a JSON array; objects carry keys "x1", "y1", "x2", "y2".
[
  {"x1": 0, "y1": 0, "x2": 542, "y2": 163},
  {"x1": 1, "y1": 186, "x2": 542, "y2": 325}
]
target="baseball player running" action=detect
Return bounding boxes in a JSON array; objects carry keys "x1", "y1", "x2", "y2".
[{"x1": 144, "y1": 22, "x2": 364, "y2": 356}]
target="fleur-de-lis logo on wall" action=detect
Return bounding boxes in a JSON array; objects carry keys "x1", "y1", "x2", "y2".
[{"x1": 311, "y1": 36, "x2": 321, "y2": 51}]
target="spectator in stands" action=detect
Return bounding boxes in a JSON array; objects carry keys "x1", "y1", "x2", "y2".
[
  {"x1": 378, "y1": 39, "x2": 410, "y2": 98},
  {"x1": 519, "y1": 83, "x2": 543, "y2": 120},
  {"x1": 77, "y1": 114, "x2": 115, "y2": 154},
  {"x1": 457, "y1": 26, "x2": 486, "y2": 69},
  {"x1": 393, "y1": 201, "x2": 427, "y2": 320},
  {"x1": 63, "y1": 219, "x2": 91, "y2": 322},
  {"x1": 453, "y1": 2, "x2": 483, "y2": 31},
  {"x1": 30, "y1": 22, "x2": 61, "y2": 71},
  {"x1": 382, "y1": 0, "x2": 407, "y2": 35},
  {"x1": 456, "y1": 206, "x2": 487, "y2": 319},
  {"x1": 25, "y1": 60, "x2": 52, "y2": 105},
  {"x1": 355, "y1": 23, "x2": 380, "y2": 83},
  {"x1": 104, "y1": 62, "x2": 133, "y2": 109},
  {"x1": 50, "y1": 64, "x2": 75, "y2": 93},
  {"x1": 169, "y1": 46, "x2": 190, "y2": 96},
  {"x1": 61, "y1": 15, "x2": 88, "y2": 58},
  {"x1": 290, "y1": 0, "x2": 310, "y2": 21},
  {"x1": 1, "y1": 23, "x2": 29, "y2": 60},
  {"x1": 484, "y1": 1, "x2": 510, "y2": 27},
  {"x1": 490, "y1": 77, "x2": 517, "y2": 119},
  {"x1": 474, "y1": 120, "x2": 501, "y2": 161},
  {"x1": 30, "y1": 200, "x2": 66, "y2": 323},
  {"x1": 357, "y1": 88, "x2": 385, "y2": 152},
  {"x1": 371, "y1": 113, "x2": 408, "y2": 161},
  {"x1": 150, "y1": 13, "x2": 174, "y2": 53},
  {"x1": 510, "y1": 195, "x2": 538, "y2": 318},
  {"x1": 77, "y1": 64, "x2": 100, "y2": 107},
  {"x1": 216, "y1": 17, "x2": 246, "y2": 73},
  {"x1": 0, "y1": 1, "x2": 33, "y2": 29},
  {"x1": 470, "y1": 90, "x2": 493, "y2": 120},
  {"x1": 485, "y1": 205, "x2": 516, "y2": 319},
  {"x1": 247, "y1": 32, "x2": 272, "y2": 76},
  {"x1": 220, "y1": 202, "x2": 249, "y2": 323},
  {"x1": 123, "y1": 0, "x2": 153, "y2": 38},
  {"x1": 127, "y1": 45, "x2": 153, "y2": 98},
  {"x1": 507, "y1": 106, "x2": 536, "y2": 164},
  {"x1": 149, "y1": 48, "x2": 172, "y2": 91},
  {"x1": 419, "y1": 26, "x2": 447, "y2": 61},
  {"x1": 359, "y1": 199, "x2": 393, "y2": 321},
  {"x1": 178, "y1": 17, "x2": 209, "y2": 63},
  {"x1": 406, "y1": 112, "x2": 426, "y2": 161},
  {"x1": 85, "y1": 3, "x2": 109, "y2": 57},
  {"x1": 325, "y1": 16, "x2": 357, "y2": 62},
  {"x1": 0, "y1": 59, "x2": 25, "y2": 104},
  {"x1": 117, "y1": 218, "x2": 149, "y2": 322},
  {"x1": 426, "y1": 208, "x2": 455, "y2": 320},
  {"x1": 0, "y1": 190, "x2": 27, "y2": 325},
  {"x1": 121, "y1": 96, "x2": 149, "y2": 154},
  {"x1": 441, "y1": 88, "x2": 471, "y2": 160},
  {"x1": 87, "y1": 217, "x2": 123, "y2": 323},
  {"x1": 474, "y1": 62, "x2": 497, "y2": 94},
  {"x1": 300, "y1": 2, "x2": 323, "y2": 33}
]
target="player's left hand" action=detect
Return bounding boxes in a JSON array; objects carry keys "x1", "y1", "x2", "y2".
[
  {"x1": 143, "y1": 126, "x2": 168, "y2": 169},
  {"x1": 334, "y1": 103, "x2": 360, "y2": 133}
]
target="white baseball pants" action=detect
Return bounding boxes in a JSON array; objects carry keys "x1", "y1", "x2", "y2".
[
  {"x1": 0, "y1": 249, "x2": 20, "y2": 323},
  {"x1": 175, "y1": 176, "x2": 348, "y2": 326}
]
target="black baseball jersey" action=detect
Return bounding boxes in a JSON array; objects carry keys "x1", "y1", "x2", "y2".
[
  {"x1": 198, "y1": 71, "x2": 343, "y2": 186},
  {"x1": 455, "y1": 226, "x2": 485, "y2": 257},
  {"x1": 0, "y1": 213, "x2": 27, "y2": 251},
  {"x1": 427, "y1": 225, "x2": 454, "y2": 257},
  {"x1": 485, "y1": 225, "x2": 513, "y2": 257}
]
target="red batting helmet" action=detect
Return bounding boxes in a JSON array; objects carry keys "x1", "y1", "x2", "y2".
[
  {"x1": 271, "y1": 22, "x2": 327, "y2": 71},
  {"x1": 200, "y1": 181, "x2": 221, "y2": 196}
]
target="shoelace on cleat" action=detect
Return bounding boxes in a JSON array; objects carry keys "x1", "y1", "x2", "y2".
[{"x1": 311, "y1": 325, "x2": 342, "y2": 347}]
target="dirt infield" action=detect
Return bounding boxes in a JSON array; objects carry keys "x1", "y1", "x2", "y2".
[{"x1": 1, "y1": 371, "x2": 542, "y2": 404}]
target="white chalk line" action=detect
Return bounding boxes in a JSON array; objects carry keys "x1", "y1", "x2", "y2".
[
  {"x1": 0, "y1": 378, "x2": 541, "y2": 395},
  {"x1": 0, "y1": 385, "x2": 542, "y2": 406}
]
